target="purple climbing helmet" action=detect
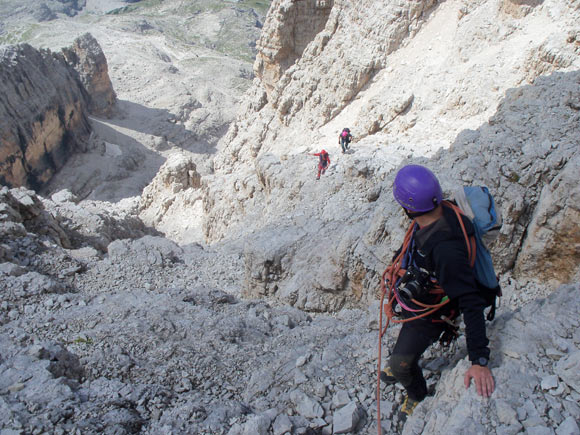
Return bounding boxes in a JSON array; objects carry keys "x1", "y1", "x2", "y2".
[{"x1": 393, "y1": 165, "x2": 443, "y2": 212}]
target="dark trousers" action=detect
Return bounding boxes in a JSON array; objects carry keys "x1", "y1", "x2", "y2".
[
  {"x1": 340, "y1": 138, "x2": 349, "y2": 152},
  {"x1": 389, "y1": 319, "x2": 446, "y2": 401}
]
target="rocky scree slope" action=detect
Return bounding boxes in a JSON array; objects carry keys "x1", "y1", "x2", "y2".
[
  {"x1": 7, "y1": 0, "x2": 268, "y2": 211},
  {"x1": 1, "y1": 0, "x2": 580, "y2": 434},
  {"x1": 1, "y1": 187, "x2": 580, "y2": 434},
  {"x1": 1, "y1": 0, "x2": 269, "y2": 237}
]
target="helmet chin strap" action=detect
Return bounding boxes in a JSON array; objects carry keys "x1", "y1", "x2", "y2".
[
  {"x1": 403, "y1": 208, "x2": 428, "y2": 219},
  {"x1": 403, "y1": 198, "x2": 440, "y2": 219}
]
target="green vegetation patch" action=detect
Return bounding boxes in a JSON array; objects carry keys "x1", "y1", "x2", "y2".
[
  {"x1": 242, "y1": 0, "x2": 271, "y2": 15},
  {"x1": 73, "y1": 336, "x2": 94, "y2": 345},
  {"x1": 106, "y1": 0, "x2": 164, "y2": 15},
  {"x1": 169, "y1": 1, "x2": 270, "y2": 16},
  {"x1": 0, "y1": 23, "x2": 40, "y2": 45}
]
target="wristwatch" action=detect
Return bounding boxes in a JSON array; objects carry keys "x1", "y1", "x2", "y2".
[{"x1": 474, "y1": 357, "x2": 489, "y2": 367}]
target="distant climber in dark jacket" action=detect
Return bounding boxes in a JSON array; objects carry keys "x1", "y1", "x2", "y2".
[{"x1": 338, "y1": 128, "x2": 353, "y2": 153}]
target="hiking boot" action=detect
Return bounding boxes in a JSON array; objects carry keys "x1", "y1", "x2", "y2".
[
  {"x1": 380, "y1": 367, "x2": 397, "y2": 385},
  {"x1": 398, "y1": 396, "x2": 420, "y2": 422}
]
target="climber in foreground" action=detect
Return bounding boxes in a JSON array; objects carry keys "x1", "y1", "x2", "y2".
[
  {"x1": 381, "y1": 164, "x2": 495, "y2": 419},
  {"x1": 338, "y1": 127, "x2": 353, "y2": 153},
  {"x1": 310, "y1": 149, "x2": 331, "y2": 180}
]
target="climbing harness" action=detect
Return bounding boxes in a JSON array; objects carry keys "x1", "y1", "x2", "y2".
[{"x1": 375, "y1": 201, "x2": 475, "y2": 435}]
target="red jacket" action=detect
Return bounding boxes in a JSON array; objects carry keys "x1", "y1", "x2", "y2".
[{"x1": 314, "y1": 151, "x2": 330, "y2": 166}]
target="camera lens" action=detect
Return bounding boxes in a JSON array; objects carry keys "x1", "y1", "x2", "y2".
[
  {"x1": 400, "y1": 280, "x2": 421, "y2": 300},
  {"x1": 398, "y1": 266, "x2": 431, "y2": 301}
]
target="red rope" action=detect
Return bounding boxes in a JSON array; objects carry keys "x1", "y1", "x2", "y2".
[
  {"x1": 376, "y1": 219, "x2": 451, "y2": 434},
  {"x1": 376, "y1": 203, "x2": 478, "y2": 433},
  {"x1": 443, "y1": 201, "x2": 475, "y2": 267}
]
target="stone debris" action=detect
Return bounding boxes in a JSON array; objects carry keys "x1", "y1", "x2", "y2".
[
  {"x1": 272, "y1": 414, "x2": 293, "y2": 435},
  {"x1": 0, "y1": 0, "x2": 580, "y2": 434},
  {"x1": 333, "y1": 401, "x2": 362, "y2": 434},
  {"x1": 1, "y1": 190, "x2": 577, "y2": 433}
]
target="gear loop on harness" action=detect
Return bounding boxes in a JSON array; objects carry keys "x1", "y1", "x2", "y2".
[
  {"x1": 376, "y1": 202, "x2": 481, "y2": 434},
  {"x1": 376, "y1": 217, "x2": 453, "y2": 435}
]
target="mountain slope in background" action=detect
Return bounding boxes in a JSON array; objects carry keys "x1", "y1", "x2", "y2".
[{"x1": 1, "y1": 0, "x2": 579, "y2": 434}]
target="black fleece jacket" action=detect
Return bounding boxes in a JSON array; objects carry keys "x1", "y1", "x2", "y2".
[{"x1": 405, "y1": 205, "x2": 491, "y2": 363}]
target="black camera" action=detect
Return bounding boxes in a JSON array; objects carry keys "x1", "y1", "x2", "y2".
[{"x1": 398, "y1": 266, "x2": 432, "y2": 301}]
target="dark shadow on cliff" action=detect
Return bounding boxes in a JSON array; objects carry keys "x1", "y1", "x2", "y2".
[
  {"x1": 422, "y1": 69, "x2": 580, "y2": 284},
  {"x1": 41, "y1": 118, "x2": 166, "y2": 204},
  {"x1": 105, "y1": 100, "x2": 220, "y2": 156}
]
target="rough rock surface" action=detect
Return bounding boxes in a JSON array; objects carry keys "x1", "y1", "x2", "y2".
[
  {"x1": 62, "y1": 32, "x2": 117, "y2": 118},
  {"x1": 138, "y1": 152, "x2": 204, "y2": 244},
  {"x1": 1, "y1": 0, "x2": 580, "y2": 434},
  {"x1": 0, "y1": 193, "x2": 578, "y2": 433},
  {"x1": 0, "y1": 33, "x2": 116, "y2": 190},
  {"x1": 255, "y1": 0, "x2": 334, "y2": 96},
  {"x1": 404, "y1": 284, "x2": 580, "y2": 435},
  {"x1": 203, "y1": 0, "x2": 580, "y2": 312},
  {"x1": 7, "y1": 0, "x2": 267, "y2": 205},
  {"x1": 0, "y1": 44, "x2": 91, "y2": 189}
]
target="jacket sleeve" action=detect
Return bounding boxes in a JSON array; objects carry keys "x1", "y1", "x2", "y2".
[
  {"x1": 432, "y1": 240, "x2": 490, "y2": 362},
  {"x1": 457, "y1": 292, "x2": 490, "y2": 362}
]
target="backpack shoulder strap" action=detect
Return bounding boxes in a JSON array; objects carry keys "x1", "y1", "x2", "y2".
[{"x1": 442, "y1": 201, "x2": 476, "y2": 268}]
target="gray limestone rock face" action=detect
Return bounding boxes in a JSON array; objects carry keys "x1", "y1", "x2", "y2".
[
  {"x1": 0, "y1": 33, "x2": 117, "y2": 191},
  {"x1": 554, "y1": 351, "x2": 580, "y2": 395},
  {"x1": 256, "y1": 0, "x2": 438, "y2": 126},
  {"x1": 138, "y1": 152, "x2": 202, "y2": 237},
  {"x1": 0, "y1": 187, "x2": 71, "y2": 249},
  {"x1": 0, "y1": 44, "x2": 91, "y2": 190},
  {"x1": 61, "y1": 33, "x2": 117, "y2": 118},
  {"x1": 515, "y1": 152, "x2": 580, "y2": 285},
  {"x1": 403, "y1": 284, "x2": 580, "y2": 435},
  {"x1": 202, "y1": 0, "x2": 580, "y2": 313},
  {"x1": 1, "y1": 1, "x2": 580, "y2": 434},
  {"x1": 273, "y1": 413, "x2": 293, "y2": 435},
  {"x1": 254, "y1": 0, "x2": 333, "y2": 97},
  {"x1": 208, "y1": 67, "x2": 580, "y2": 312},
  {"x1": 291, "y1": 390, "x2": 324, "y2": 419},
  {"x1": 556, "y1": 416, "x2": 580, "y2": 435},
  {"x1": 107, "y1": 235, "x2": 183, "y2": 266}
]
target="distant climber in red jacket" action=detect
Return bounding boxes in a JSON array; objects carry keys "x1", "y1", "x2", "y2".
[{"x1": 310, "y1": 150, "x2": 331, "y2": 180}]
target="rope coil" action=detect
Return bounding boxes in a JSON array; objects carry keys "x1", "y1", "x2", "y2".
[{"x1": 376, "y1": 203, "x2": 476, "y2": 434}]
